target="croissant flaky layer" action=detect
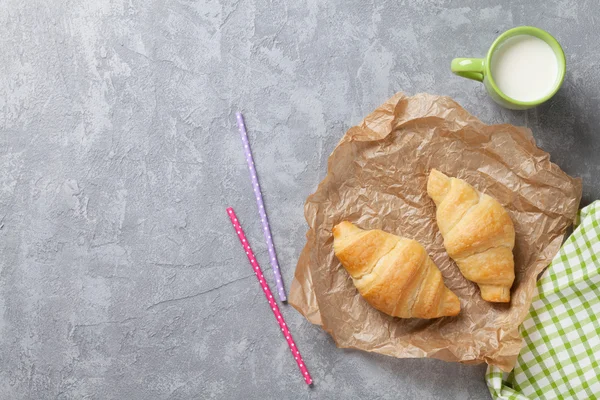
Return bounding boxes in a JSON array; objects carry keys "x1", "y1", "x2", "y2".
[
  {"x1": 333, "y1": 222, "x2": 461, "y2": 319},
  {"x1": 427, "y1": 169, "x2": 515, "y2": 303}
]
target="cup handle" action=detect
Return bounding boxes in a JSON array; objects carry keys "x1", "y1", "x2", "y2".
[{"x1": 451, "y1": 58, "x2": 484, "y2": 82}]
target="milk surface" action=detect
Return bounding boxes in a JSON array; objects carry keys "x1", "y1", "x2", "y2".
[{"x1": 490, "y1": 35, "x2": 559, "y2": 102}]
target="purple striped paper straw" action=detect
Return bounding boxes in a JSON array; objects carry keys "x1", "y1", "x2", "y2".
[{"x1": 236, "y1": 112, "x2": 286, "y2": 302}]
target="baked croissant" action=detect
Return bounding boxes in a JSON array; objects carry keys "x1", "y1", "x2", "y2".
[
  {"x1": 427, "y1": 169, "x2": 515, "y2": 303},
  {"x1": 333, "y1": 221, "x2": 460, "y2": 319}
]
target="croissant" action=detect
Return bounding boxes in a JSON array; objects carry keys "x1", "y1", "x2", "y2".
[
  {"x1": 333, "y1": 221, "x2": 460, "y2": 319},
  {"x1": 427, "y1": 169, "x2": 515, "y2": 303}
]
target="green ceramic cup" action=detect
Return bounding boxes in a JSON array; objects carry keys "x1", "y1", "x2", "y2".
[{"x1": 451, "y1": 26, "x2": 566, "y2": 110}]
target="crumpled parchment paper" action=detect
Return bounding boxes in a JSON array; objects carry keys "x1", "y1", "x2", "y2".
[{"x1": 289, "y1": 92, "x2": 582, "y2": 371}]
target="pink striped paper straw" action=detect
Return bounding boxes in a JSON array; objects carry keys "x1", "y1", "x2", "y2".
[
  {"x1": 236, "y1": 112, "x2": 286, "y2": 302},
  {"x1": 226, "y1": 207, "x2": 313, "y2": 386}
]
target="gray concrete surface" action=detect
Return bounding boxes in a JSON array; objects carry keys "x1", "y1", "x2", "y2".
[{"x1": 1, "y1": 0, "x2": 599, "y2": 399}]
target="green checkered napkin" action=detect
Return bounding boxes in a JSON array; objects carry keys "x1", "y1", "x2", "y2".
[{"x1": 486, "y1": 201, "x2": 600, "y2": 400}]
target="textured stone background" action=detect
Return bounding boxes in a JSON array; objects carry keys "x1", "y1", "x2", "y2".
[{"x1": 1, "y1": 0, "x2": 598, "y2": 399}]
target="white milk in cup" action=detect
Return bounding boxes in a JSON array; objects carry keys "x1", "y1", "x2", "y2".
[{"x1": 490, "y1": 35, "x2": 560, "y2": 102}]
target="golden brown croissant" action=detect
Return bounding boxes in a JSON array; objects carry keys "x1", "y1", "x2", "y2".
[
  {"x1": 427, "y1": 169, "x2": 515, "y2": 303},
  {"x1": 332, "y1": 221, "x2": 460, "y2": 319}
]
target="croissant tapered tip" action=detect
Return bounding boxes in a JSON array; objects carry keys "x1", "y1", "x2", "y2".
[
  {"x1": 332, "y1": 221, "x2": 361, "y2": 239},
  {"x1": 444, "y1": 291, "x2": 461, "y2": 316},
  {"x1": 429, "y1": 168, "x2": 447, "y2": 179},
  {"x1": 480, "y1": 284, "x2": 511, "y2": 303},
  {"x1": 427, "y1": 169, "x2": 451, "y2": 202}
]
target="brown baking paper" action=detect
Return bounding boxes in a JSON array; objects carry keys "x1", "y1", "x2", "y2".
[{"x1": 289, "y1": 92, "x2": 582, "y2": 371}]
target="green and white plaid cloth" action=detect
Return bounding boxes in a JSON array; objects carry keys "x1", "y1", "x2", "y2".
[{"x1": 486, "y1": 201, "x2": 600, "y2": 400}]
